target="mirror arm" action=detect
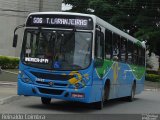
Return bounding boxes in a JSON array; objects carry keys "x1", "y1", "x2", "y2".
[
  {"x1": 14, "y1": 24, "x2": 25, "y2": 35},
  {"x1": 13, "y1": 24, "x2": 25, "y2": 48}
]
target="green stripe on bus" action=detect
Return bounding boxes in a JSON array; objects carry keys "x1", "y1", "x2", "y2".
[
  {"x1": 130, "y1": 65, "x2": 145, "y2": 80},
  {"x1": 96, "y1": 60, "x2": 113, "y2": 78}
]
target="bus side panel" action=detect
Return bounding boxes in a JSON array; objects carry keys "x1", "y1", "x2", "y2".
[
  {"x1": 93, "y1": 61, "x2": 145, "y2": 100},
  {"x1": 92, "y1": 69, "x2": 103, "y2": 102},
  {"x1": 117, "y1": 62, "x2": 134, "y2": 98},
  {"x1": 117, "y1": 62, "x2": 145, "y2": 98},
  {"x1": 136, "y1": 83, "x2": 144, "y2": 94},
  {"x1": 135, "y1": 75, "x2": 145, "y2": 94}
]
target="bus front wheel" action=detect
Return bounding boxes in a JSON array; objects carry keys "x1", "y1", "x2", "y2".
[{"x1": 41, "y1": 97, "x2": 51, "y2": 105}]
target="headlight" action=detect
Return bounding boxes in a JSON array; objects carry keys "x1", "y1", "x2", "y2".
[{"x1": 19, "y1": 71, "x2": 33, "y2": 84}]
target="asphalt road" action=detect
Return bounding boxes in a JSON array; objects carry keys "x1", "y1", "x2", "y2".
[
  {"x1": 0, "y1": 91, "x2": 160, "y2": 114},
  {"x1": 0, "y1": 70, "x2": 18, "y2": 82}
]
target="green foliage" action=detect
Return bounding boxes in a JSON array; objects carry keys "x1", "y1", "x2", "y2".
[
  {"x1": 135, "y1": 28, "x2": 160, "y2": 56},
  {"x1": 0, "y1": 56, "x2": 19, "y2": 69},
  {"x1": 146, "y1": 74, "x2": 160, "y2": 82},
  {"x1": 147, "y1": 70, "x2": 160, "y2": 75}
]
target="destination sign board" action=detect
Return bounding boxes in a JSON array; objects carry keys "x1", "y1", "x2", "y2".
[{"x1": 26, "y1": 14, "x2": 93, "y2": 30}]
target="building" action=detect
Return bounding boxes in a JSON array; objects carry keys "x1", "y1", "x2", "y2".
[
  {"x1": 0, "y1": 0, "x2": 62, "y2": 57},
  {"x1": 146, "y1": 51, "x2": 159, "y2": 71}
]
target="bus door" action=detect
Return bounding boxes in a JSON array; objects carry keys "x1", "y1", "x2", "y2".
[
  {"x1": 117, "y1": 37, "x2": 131, "y2": 97},
  {"x1": 93, "y1": 25, "x2": 105, "y2": 84}
]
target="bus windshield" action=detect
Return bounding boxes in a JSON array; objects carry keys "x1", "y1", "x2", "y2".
[{"x1": 22, "y1": 29, "x2": 92, "y2": 70}]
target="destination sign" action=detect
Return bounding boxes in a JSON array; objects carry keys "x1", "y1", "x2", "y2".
[
  {"x1": 25, "y1": 57, "x2": 49, "y2": 64},
  {"x1": 26, "y1": 14, "x2": 93, "y2": 30}
]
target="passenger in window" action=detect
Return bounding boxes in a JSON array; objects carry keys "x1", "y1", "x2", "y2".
[
  {"x1": 113, "y1": 56, "x2": 119, "y2": 61},
  {"x1": 106, "y1": 54, "x2": 111, "y2": 59},
  {"x1": 44, "y1": 45, "x2": 53, "y2": 59},
  {"x1": 113, "y1": 41, "x2": 120, "y2": 61}
]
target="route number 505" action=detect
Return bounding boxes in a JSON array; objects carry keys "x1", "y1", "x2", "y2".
[{"x1": 33, "y1": 17, "x2": 43, "y2": 24}]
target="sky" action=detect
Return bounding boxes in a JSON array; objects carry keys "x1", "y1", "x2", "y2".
[
  {"x1": 61, "y1": 3, "x2": 72, "y2": 11},
  {"x1": 61, "y1": 3, "x2": 94, "y2": 12}
]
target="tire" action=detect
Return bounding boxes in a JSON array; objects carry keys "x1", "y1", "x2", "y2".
[
  {"x1": 94, "y1": 100, "x2": 104, "y2": 110},
  {"x1": 127, "y1": 83, "x2": 136, "y2": 102},
  {"x1": 41, "y1": 97, "x2": 51, "y2": 105},
  {"x1": 104, "y1": 83, "x2": 110, "y2": 101}
]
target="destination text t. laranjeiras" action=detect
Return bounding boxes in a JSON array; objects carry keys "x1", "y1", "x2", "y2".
[{"x1": 26, "y1": 14, "x2": 93, "y2": 30}]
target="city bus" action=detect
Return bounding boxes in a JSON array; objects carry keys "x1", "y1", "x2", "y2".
[{"x1": 13, "y1": 12, "x2": 146, "y2": 109}]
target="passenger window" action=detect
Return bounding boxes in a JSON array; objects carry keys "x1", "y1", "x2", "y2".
[
  {"x1": 112, "y1": 34, "x2": 120, "y2": 61},
  {"x1": 132, "y1": 44, "x2": 136, "y2": 64},
  {"x1": 127, "y1": 41, "x2": 133, "y2": 64},
  {"x1": 121, "y1": 37, "x2": 127, "y2": 62},
  {"x1": 95, "y1": 30, "x2": 104, "y2": 59},
  {"x1": 105, "y1": 29, "x2": 112, "y2": 59},
  {"x1": 142, "y1": 48, "x2": 145, "y2": 66},
  {"x1": 138, "y1": 47, "x2": 145, "y2": 66}
]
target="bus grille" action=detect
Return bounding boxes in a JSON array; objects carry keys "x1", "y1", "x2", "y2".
[
  {"x1": 31, "y1": 71, "x2": 74, "y2": 81},
  {"x1": 36, "y1": 81, "x2": 68, "y2": 87},
  {"x1": 38, "y1": 87, "x2": 63, "y2": 95}
]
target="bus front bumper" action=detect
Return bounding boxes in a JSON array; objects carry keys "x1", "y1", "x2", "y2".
[{"x1": 17, "y1": 79, "x2": 101, "y2": 103}]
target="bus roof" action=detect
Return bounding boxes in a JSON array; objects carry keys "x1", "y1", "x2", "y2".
[
  {"x1": 28, "y1": 11, "x2": 95, "y2": 18},
  {"x1": 27, "y1": 12, "x2": 146, "y2": 48}
]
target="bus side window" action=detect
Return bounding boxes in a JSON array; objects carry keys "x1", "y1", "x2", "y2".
[
  {"x1": 95, "y1": 30, "x2": 104, "y2": 59},
  {"x1": 112, "y1": 33, "x2": 121, "y2": 61},
  {"x1": 139, "y1": 47, "x2": 142, "y2": 66},
  {"x1": 139, "y1": 47, "x2": 145, "y2": 66},
  {"x1": 127, "y1": 41, "x2": 133, "y2": 64},
  {"x1": 142, "y1": 48, "x2": 145, "y2": 66},
  {"x1": 105, "y1": 29, "x2": 112, "y2": 59},
  {"x1": 133, "y1": 44, "x2": 139, "y2": 65},
  {"x1": 121, "y1": 37, "x2": 127, "y2": 62}
]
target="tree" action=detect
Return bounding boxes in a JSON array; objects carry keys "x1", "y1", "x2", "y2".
[
  {"x1": 63, "y1": 0, "x2": 90, "y2": 13},
  {"x1": 132, "y1": 0, "x2": 160, "y2": 54}
]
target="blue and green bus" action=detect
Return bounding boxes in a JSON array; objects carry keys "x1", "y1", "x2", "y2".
[{"x1": 13, "y1": 12, "x2": 146, "y2": 109}]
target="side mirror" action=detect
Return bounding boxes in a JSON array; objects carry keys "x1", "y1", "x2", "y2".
[
  {"x1": 12, "y1": 24, "x2": 25, "y2": 48},
  {"x1": 94, "y1": 58, "x2": 104, "y2": 67},
  {"x1": 13, "y1": 34, "x2": 18, "y2": 48}
]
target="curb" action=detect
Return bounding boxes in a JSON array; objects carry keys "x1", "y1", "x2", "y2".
[
  {"x1": 144, "y1": 88, "x2": 159, "y2": 92},
  {"x1": 0, "y1": 95, "x2": 23, "y2": 105},
  {"x1": 1, "y1": 70, "x2": 18, "y2": 75},
  {"x1": 0, "y1": 82, "x2": 17, "y2": 86}
]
